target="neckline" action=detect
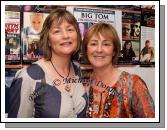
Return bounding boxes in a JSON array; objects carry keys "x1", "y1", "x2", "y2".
[
  {"x1": 92, "y1": 71, "x2": 125, "y2": 92},
  {"x1": 35, "y1": 61, "x2": 79, "y2": 95},
  {"x1": 50, "y1": 60, "x2": 71, "y2": 79}
]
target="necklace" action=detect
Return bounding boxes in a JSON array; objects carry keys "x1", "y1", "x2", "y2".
[
  {"x1": 50, "y1": 60, "x2": 71, "y2": 92},
  {"x1": 86, "y1": 74, "x2": 116, "y2": 118},
  {"x1": 50, "y1": 60, "x2": 70, "y2": 79}
]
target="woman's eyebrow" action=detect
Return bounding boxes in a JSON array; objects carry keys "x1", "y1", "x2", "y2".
[
  {"x1": 51, "y1": 24, "x2": 74, "y2": 29},
  {"x1": 103, "y1": 40, "x2": 111, "y2": 42},
  {"x1": 90, "y1": 39, "x2": 98, "y2": 42},
  {"x1": 51, "y1": 26, "x2": 60, "y2": 29},
  {"x1": 66, "y1": 25, "x2": 74, "y2": 28}
]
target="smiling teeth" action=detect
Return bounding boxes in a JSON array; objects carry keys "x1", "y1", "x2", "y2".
[
  {"x1": 61, "y1": 42, "x2": 71, "y2": 45},
  {"x1": 95, "y1": 56, "x2": 104, "y2": 58}
]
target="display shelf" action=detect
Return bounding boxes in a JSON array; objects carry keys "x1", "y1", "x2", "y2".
[{"x1": 5, "y1": 64, "x2": 29, "y2": 69}]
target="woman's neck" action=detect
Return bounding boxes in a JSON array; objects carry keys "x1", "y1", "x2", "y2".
[
  {"x1": 51, "y1": 54, "x2": 71, "y2": 72},
  {"x1": 93, "y1": 65, "x2": 120, "y2": 86},
  {"x1": 94, "y1": 65, "x2": 113, "y2": 79}
]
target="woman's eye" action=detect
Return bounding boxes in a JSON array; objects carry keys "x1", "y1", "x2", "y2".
[
  {"x1": 54, "y1": 30, "x2": 60, "y2": 33},
  {"x1": 103, "y1": 43, "x2": 111, "y2": 46},
  {"x1": 67, "y1": 28, "x2": 75, "y2": 32},
  {"x1": 103, "y1": 42, "x2": 112, "y2": 46},
  {"x1": 90, "y1": 43, "x2": 97, "y2": 46}
]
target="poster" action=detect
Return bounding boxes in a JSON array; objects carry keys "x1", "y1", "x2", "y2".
[
  {"x1": 141, "y1": 6, "x2": 155, "y2": 27},
  {"x1": 140, "y1": 26, "x2": 155, "y2": 67},
  {"x1": 96, "y1": 5, "x2": 141, "y2": 11},
  {"x1": 22, "y1": 7, "x2": 49, "y2": 63},
  {"x1": 5, "y1": 10, "x2": 21, "y2": 64},
  {"x1": 118, "y1": 40, "x2": 139, "y2": 65},
  {"x1": 122, "y1": 12, "x2": 141, "y2": 41},
  {"x1": 118, "y1": 11, "x2": 141, "y2": 65}
]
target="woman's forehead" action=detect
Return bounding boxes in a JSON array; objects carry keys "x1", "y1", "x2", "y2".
[
  {"x1": 51, "y1": 20, "x2": 74, "y2": 28},
  {"x1": 90, "y1": 32, "x2": 111, "y2": 40}
]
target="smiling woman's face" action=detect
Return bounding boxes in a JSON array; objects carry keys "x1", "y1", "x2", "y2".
[
  {"x1": 48, "y1": 20, "x2": 78, "y2": 56},
  {"x1": 87, "y1": 33, "x2": 115, "y2": 69}
]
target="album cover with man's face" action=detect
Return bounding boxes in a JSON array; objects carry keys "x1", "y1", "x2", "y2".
[{"x1": 22, "y1": 6, "x2": 49, "y2": 64}]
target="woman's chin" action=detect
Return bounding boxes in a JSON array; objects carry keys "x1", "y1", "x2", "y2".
[
  {"x1": 61, "y1": 51, "x2": 74, "y2": 56},
  {"x1": 91, "y1": 63, "x2": 105, "y2": 69}
]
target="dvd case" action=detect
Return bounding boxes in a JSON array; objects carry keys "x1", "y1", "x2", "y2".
[{"x1": 5, "y1": 10, "x2": 21, "y2": 64}]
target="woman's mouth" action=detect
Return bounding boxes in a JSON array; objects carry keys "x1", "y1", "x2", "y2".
[
  {"x1": 60, "y1": 42, "x2": 72, "y2": 46},
  {"x1": 94, "y1": 55, "x2": 105, "y2": 59}
]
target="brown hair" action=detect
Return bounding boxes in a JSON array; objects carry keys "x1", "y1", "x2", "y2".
[
  {"x1": 39, "y1": 8, "x2": 81, "y2": 60},
  {"x1": 83, "y1": 22, "x2": 121, "y2": 65},
  {"x1": 145, "y1": 40, "x2": 150, "y2": 44}
]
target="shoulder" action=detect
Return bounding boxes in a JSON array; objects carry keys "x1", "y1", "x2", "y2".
[
  {"x1": 14, "y1": 66, "x2": 28, "y2": 79},
  {"x1": 132, "y1": 74, "x2": 146, "y2": 84},
  {"x1": 121, "y1": 71, "x2": 142, "y2": 80},
  {"x1": 121, "y1": 71, "x2": 146, "y2": 86},
  {"x1": 120, "y1": 71, "x2": 149, "y2": 92},
  {"x1": 120, "y1": 71, "x2": 133, "y2": 80},
  {"x1": 26, "y1": 63, "x2": 45, "y2": 80},
  {"x1": 16, "y1": 62, "x2": 45, "y2": 81},
  {"x1": 124, "y1": 72, "x2": 148, "y2": 91}
]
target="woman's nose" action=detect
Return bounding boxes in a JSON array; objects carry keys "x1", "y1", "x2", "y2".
[
  {"x1": 96, "y1": 44, "x2": 103, "y2": 53},
  {"x1": 62, "y1": 30, "x2": 69, "y2": 39}
]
